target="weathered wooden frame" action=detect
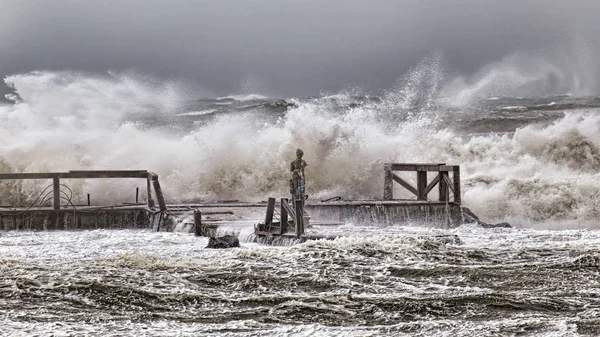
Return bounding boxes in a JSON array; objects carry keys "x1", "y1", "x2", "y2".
[
  {"x1": 0, "y1": 170, "x2": 167, "y2": 211},
  {"x1": 383, "y1": 163, "x2": 461, "y2": 204}
]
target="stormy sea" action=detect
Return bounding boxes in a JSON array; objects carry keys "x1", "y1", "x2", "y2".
[{"x1": 2, "y1": 62, "x2": 600, "y2": 336}]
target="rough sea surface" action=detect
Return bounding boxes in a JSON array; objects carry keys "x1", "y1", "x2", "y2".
[
  {"x1": 1, "y1": 225, "x2": 600, "y2": 336},
  {"x1": 2, "y1": 68, "x2": 600, "y2": 335}
]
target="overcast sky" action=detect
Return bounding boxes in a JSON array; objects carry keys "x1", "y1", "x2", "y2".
[{"x1": 1, "y1": 0, "x2": 599, "y2": 98}]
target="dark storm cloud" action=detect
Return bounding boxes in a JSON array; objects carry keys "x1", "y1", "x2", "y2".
[{"x1": 1, "y1": 0, "x2": 599, "y2": 97}]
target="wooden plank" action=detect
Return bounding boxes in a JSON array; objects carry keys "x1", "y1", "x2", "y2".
[
  {"x1": 383, "y1": 164, "x2": 393, "y2": 200},
  {"x1": 264, "y1": 197, "x2": 276, "y2": 229},
  {"x1": 390, "y1": 163, "x2": 445, "y2": 171},
  {"x1": 280, "y1": 198, "x2": 288, "y2": 235},
  {"x1": 423, "y1": 174, "x2": 440, "y2": 196},
  {"x1": 417, "y1": 171, "x2": 428, "y2": 201},
  {"x1": 392, "y1": 173, "x2": 418, "y2": 196}
]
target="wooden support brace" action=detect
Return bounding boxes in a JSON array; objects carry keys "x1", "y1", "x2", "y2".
[
  {"x1": 423, "y1": 174, "x2": 440, "y2": 196},
  {"x1": 147, "y1": 174, "x2": 155, "y2": 208},
  {"x1": 442, "y1": 173, "x2": 455, "y2": 196},
  {"x1": 151, "y1": 175, "x2": 167, "y2": 211},
  {"x1": 392, "y1": 173, "x2": 418, "y2": 197}
]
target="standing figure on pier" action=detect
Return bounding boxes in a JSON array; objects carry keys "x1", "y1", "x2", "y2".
[{"x1": 290, "y1": 148, "x2": 308, "y2": 201}]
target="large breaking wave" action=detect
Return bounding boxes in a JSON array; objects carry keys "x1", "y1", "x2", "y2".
[{"x1": 1, "y1": 54, "x2": 600, "y2": 227}]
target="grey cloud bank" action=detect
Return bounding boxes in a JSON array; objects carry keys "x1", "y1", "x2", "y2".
[{"x1": 1, "y1": 0, "x2": 599, "y2": 98}]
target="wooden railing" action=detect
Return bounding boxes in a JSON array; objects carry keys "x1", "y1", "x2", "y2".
[
  {"x1": 0, "y1": 170, "x2": 167, "y2": 211},
  {"x1": 383, "y1": 163, "x2": 461, "y2": 204}
]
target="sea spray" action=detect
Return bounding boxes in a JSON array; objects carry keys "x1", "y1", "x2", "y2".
[{"x1": 1, "y1": 70, "x2": 600, "y2": 226}]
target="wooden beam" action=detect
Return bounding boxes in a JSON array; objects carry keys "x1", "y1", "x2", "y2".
[
  {"x1": 194, "y1": 210, "x2": 203, "y2": 236},
  {"x1": 438, "y1": 165, "x2": 460, "y2": 172},
  {"x1": 280, "y1": 198, "x2": 288, "y2": 235},
  {"x1": 383, "y1": 164, "x2": 393, "y2": 200},
  {"x1": 392, "y1": 173, "x2": 418, "y2": 196},
  {"x1": 146, "y1": 174, "x2": 155, "y2": 208},
  {"x1": 453, "y1": 166, "x2": 461, "y2": 204},
  {"x1": 417, "y1": 171, "x2": 428, "y2": 201},
  {"x1": 264, "y1": 197, "x2": 276, "y2": 229},
  {"x1": 442, "y1": 173, "x2": 455, "y2": 196},
  {"x1": 423, "y1": 174, "x2": 440, "y2": 196},
  {"x1": 0, "y1": 170, "x2": 150, "y2": 180},
  {"x1": 295, "y1": 199, "x2": 304, "y2": 237},
  {"x1": 151, "y1": 174, "x2": 167, "y2": 212},
  {"x1": 439, "y1": 172, "x2": 448, "y2": 202},
  {"x1": 53, "y1": 177, "x2": 60, "y2": 211},
  {"x1": 389, "y1": 163, "x2": 446, "y2": 171}
]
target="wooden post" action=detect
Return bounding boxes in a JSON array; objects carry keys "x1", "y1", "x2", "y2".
[
  {"x1": 439, "y1": 171, "x2": 449, "y2": 202},
  {"x1": 280, "y1": 198, "x2": 288, "y2": 235},
  {"x1": 87, "y1": 194, "x2": 91, "y2": 206},
  {"x1": 52, "y1": 177, "x2": 60, "y2": 229},
  {"x1": 147, "y1": 174, "x2": 155, "y2": 208},
  {"x1": 417, "y1": 170, "x2": 427, "y2": 201},
  {"x1": 264, "y1": 197, "x2": 276, "y2": 230},
  {"x1": 383, "y1": 163, "x2": 393, "y2": 200},
  {"x1": 151, "y1": 175, "x2": 167, "y2": 211},
  {"x1": 295, "y1": 198, "x2": 304, "y2": 237},
  {"x1": 53, "y1": 177, "x2": 60, "y2": 210},
  {"x1": 194, "y1": 210, "x2": 202, "y2": 236},
  {"x1": 135, "y1": 187, "x2": 139, "y2": 203},
  {"x1": 453, "y1": 166, "x2": 461, "y2": 204}
]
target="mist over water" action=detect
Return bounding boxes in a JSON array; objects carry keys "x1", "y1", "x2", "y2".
[{"x1": 1, "y1": 52, "x2": 600, "y2": 228}]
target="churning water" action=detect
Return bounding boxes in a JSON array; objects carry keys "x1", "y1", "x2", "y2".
[{"x1": 2, "y1": 54, "x2": 600, "y2": 335}]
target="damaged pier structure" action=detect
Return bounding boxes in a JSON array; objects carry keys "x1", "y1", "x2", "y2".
[
  {"x1": 0, "y1": 163, "x2": 463, "y2": 243},
  {"x1": 193, "y1": 163, "x2": 463, "y2": 243},
  {"x1": 0, "y1": 170, "x2": 167, "y2": 230}
]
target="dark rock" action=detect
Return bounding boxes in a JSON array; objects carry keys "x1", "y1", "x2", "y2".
[
  {"x1": 462, "y1": 207, "x2": 512, "y2": 228},
  {"x1": 206, "y1": 235, "x2": 240, "y2": 249},
  {"x1": 461, "y1": 207, "x2": 480, "y2": 223}
]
